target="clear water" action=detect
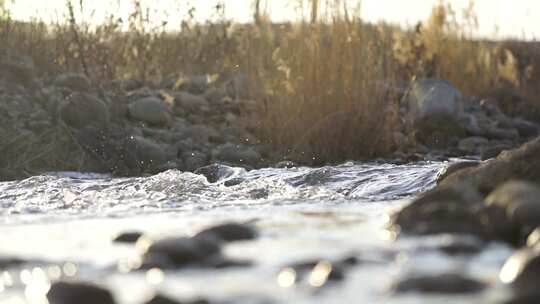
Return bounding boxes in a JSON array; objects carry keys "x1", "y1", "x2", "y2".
[{"x1": 0, "y1": 161, "x2": 513, "y2": 304}]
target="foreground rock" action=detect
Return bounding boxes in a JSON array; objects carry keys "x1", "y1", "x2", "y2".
[
  {"x1": 47, "y1": 281, "x2": 116, "y2": 304},
  {"x1": 135, "y1": 222, "x2": 258, "y2": 270},
  {"x1": 439, "y1": 137, "x2": 540, "y2": 194},
  {"x1": 194, "y1": 223, "x2": 257, "y2": 242}
]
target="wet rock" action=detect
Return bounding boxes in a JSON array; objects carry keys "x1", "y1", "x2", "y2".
[
  {"x1": 458, "y1": 136, "x2": 489, "y2": 155},
  {"x1": 47, "y1": 281, "x2": 116, "y2": 304},
  {"x1": 128, "y1": 97, "x2": 171, "y2": 126},
  {"x1": 145, "y1": 294, "x2": 210, "y2": 304},
  {"x1": 394, "y1": 273, "x2": 486, "y2": 294},
  {"x1": 485, "y1": 181, "x2": 540, "y2": 230},
  {"x1": 393, "y1": 184, "x2": 486, "y2": 236},
  {"x1": 195, "y1": 223, "x2": 257, "y2": 242},
  {"x1": 440, "y1": 137, "x2": 540, "y2": 195},
  {"x1": 60, "y1": 93, "x2": 109, "y2": 129},
  {"x1": 194, "y1": 164, "x2": 235, "y2": 183},
  {"x1": 223, "y1": 177, "x2": 245, "y2": 187},
  {"x1": 54, "y1": 73, "x2": 91, "y2": 91},
  {"x1": 485, "y1": 126, "x2": 519, "y2": 140},
  {"x1": 404, "y1": 79, "x2": 465, "y2": 145},
  {"x1": 139, "y1": 236, "x2": 221, "y2": 268},
  {"x1": 113, "y1": 231, "x2": 143, "y2": 244},
  {"x1": 500, "y1": 248, "x2": 540, "y2": 297},
  {"x1": 436, "y1": 161, "x2": 480, "y2": 184}
]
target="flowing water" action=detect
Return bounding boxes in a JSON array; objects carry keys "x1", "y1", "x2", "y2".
[{"x1": 0, "y1": 161, "x2": 513, "y2": 304}]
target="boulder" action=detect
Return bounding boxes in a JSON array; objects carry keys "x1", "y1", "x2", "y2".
[
  {"x1": 60, "y1": 93, "x2": 109, "y2": 129},
  {"x1": 138, "y1": 236, "x2": 221, "y2": 268},
  {"x1": 440, "y1": 137, "x2": 540, "y2": 195},
  {"x1": 194, "y1": 223, "x2": 257, "y2": 243},
  {"x1": 128, "y1": 97, "x2": 171, "y2": 126},
  {"x1": 404, "y1": 79, "x2": 465, "y2": 144},
  {"x1": 436, "y1": 160, "x2": 481, "y2": 184},
  {"x1": 54, "y1": 73, "x2": 91, "y2": 91},
  {"x1": 392, "y1": 184, "x2": 486, "y2": 236}
]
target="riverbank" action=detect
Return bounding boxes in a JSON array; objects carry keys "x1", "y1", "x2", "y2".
[{"x1": 2, "y1": 2, "x2": 540, "y2": 181}]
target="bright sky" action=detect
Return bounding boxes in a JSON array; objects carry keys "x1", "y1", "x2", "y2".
[{"x1": 5, "y1": 0, "x2": 540, "y2": 40}]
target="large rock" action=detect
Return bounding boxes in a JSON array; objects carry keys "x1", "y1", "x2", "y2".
[
  {"x1": 404, "y1": 79, "x2": 465, "y2": 144},
  {"x1": 138, "y1": 236, "x2": 221, "y2": 268},
  {"x1": 128, "y1": 97, "x2": 171, "y2": 126},
  {"x1": 440, "y1": 137, "x2": 540, "y2": 195},
  {"x1": 60, "y1": 93, "x2": 109, "y2": 129},
  {"x1": 392, "y1": 184, "x2": 487, "y2": 236}
]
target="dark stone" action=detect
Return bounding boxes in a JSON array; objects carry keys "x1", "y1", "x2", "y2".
[
  {"x1": 194, "y1": 164, "x2": 235, "y2": 183},
  {"x1": 113, "y1": 231, "x2": 143, "y2": 244},
  {"x1": 194, "y1": 223, "x2": 257, "y2": 243},
  {"x1": 141, "y1": 236, "x2": 221, "y2": 268},
  {"x1": 47, "y1": 281, "x2": 116, "y2": 304},
  {"x1": 394, "y1": 273, "x2": 486, "y2": 294},
  {"x1": 223, "y1": 177, "x2": 244, "y2": 187}
]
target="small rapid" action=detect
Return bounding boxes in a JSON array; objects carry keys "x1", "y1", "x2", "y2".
[{"x1": 0, "y1": 161, "x2": 513, "y2": 304}]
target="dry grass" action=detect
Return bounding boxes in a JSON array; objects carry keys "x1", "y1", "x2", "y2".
[{"x1": 0, "y1": 0, "x2": 539, "y2": 166}]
